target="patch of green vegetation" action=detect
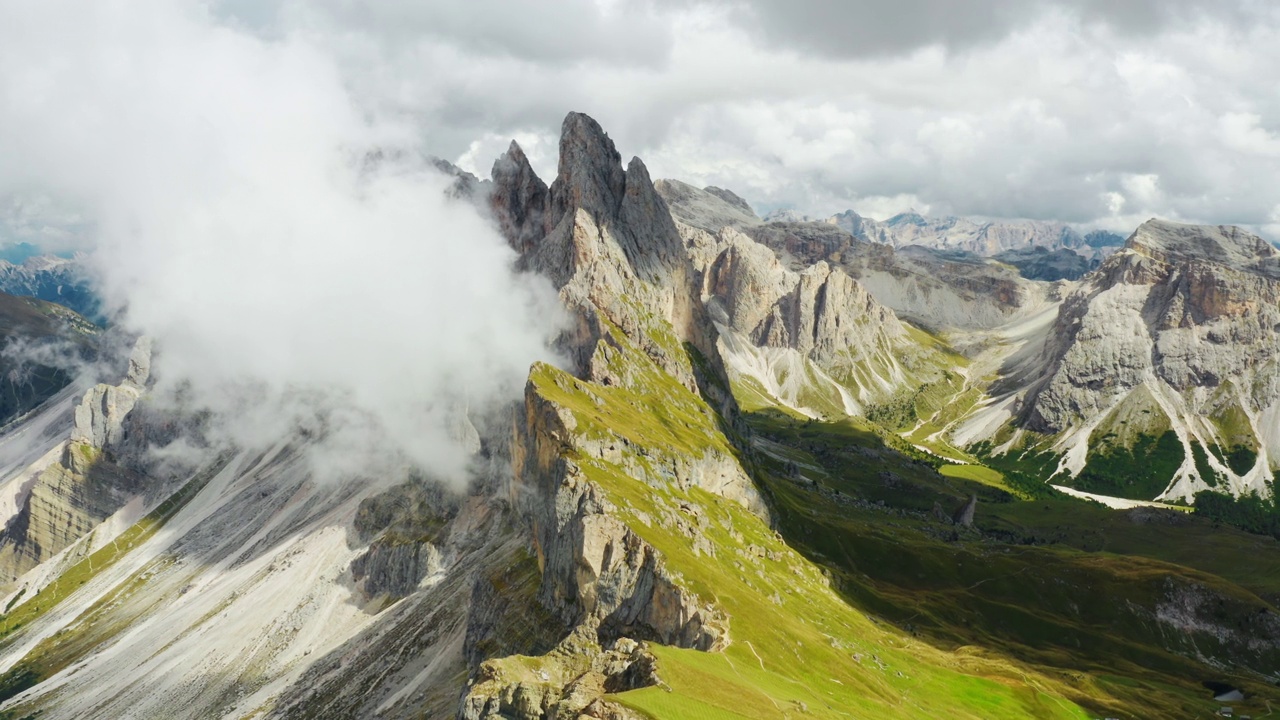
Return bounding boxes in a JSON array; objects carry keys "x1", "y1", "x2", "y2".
[
  {"x1": 0, "y1": 453, "x2": 228, "y2": 699},
  {"x1": 587, "y1": 456, "x2": 1089, "y2": 720},
  {"x1": 1066, "y1": 431, "x2": 1183, "y2": 500},
  {"x1": 728, "y1": 373, "x2": 779, "y2": 415},
  {"x1": 865, "y1": 366, "x2": 967, "y2": 434},
  {"x1": 530, "y1": 327, "x2": 736, "y2": 462},
  {"x1": 1194, "y1": 486, "x2": 1280, "y2": 542},
  {"x1": 971, "y1": 443, "x2": 1063, "y2": 500},
  {"x1": 939, "y1": 464, "x2": 1011, "y2": 493},
  {"x1": 745, "y1": 412, "x2": 1280, "y2": 719},
  {"x1": 520, "y1": 318, "x2": 1280, "y2": 719},
  {"x1": 1190, "y1": 441, "x2": 1220, "y2": 488},
  {"x1": 73, "y1": 442, "x2": 99, "y2": 465},
  {"x1": 1221, "y1": 444, "x2": 1259, "y2": 476},
  {"x1": 1208, "y1": 394, "x2": 1257, "y2": 446},
  {"x1": 530, "y1": 348, "x2": 1090, "y2": 718}
]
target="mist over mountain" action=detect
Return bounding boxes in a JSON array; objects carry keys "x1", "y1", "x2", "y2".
[{"x1": 0, "y1": 2, "x2": 1276, "y2": 720}]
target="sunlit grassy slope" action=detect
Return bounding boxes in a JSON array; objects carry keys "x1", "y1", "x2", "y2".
[
  {"x1": 746, "y1": 409, "x2": 1280, "y2": 720},
  {"x1": 528, "y1": 326, "x2": 1093, "y2": 719}
]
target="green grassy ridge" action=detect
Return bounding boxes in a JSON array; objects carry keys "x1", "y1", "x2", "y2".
[
  {"x1": 939, "y1": 463, "x2": 1012, "y2": 493},
  {"x1": 583, "y1": 454, "x2": 1088, "y2": 720},
  {"x1": 0, "y1": 458, "x2": 217, "y2": 643},
  {"x1": 744, "y1": 409, "x2": 1280, "y2": 718},
  {"x1": 526, "y1": 354, "x2": 1091, "y2": 719},
  {"x1": 0, "y1": 455, "x2": 228, "y2": 704}
]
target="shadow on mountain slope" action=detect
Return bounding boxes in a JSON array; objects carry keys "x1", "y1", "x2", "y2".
[{"x1": 743, "y1": 408, "x2": 1280, "y2": 720}]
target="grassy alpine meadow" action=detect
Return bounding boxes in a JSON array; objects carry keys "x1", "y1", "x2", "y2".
[
  {"x1": 528, "y1": 334, "x2": 1096, "y2": 719},
  {"x1": 743, "y1": 406, "x2": 1280, "y2": 719}
]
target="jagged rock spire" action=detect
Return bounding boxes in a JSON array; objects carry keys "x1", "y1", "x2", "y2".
[
  {"x1": 549, "y1": 112, "x2": 627, "y2": 225},
  {"x1": 490, "y1": 140, "x2": 549, "y2": 255}
]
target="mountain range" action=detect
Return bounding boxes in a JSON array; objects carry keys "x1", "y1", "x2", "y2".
[{"x1": 0, "y1": 113, "x2": 1272, "y2": 719}]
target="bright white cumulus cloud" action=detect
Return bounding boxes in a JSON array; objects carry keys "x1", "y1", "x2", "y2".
[{"x1": 0, "y1": 0, "x2": 565, "y2": 482}]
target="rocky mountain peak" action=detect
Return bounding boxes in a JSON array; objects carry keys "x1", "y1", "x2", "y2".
[
  {"x1": 887, "y1": 209, "x2": 928, "y2": 226},
  {"x1": 703, "y1": 186, "x2": 754, "y2": 214},
  {"x1": 1125, "y1": 219, "x2": 1280, "y2": 276},
  {"x1": 490, "y1": 140, "x2": 549, "y2": 255},
  {"x1": 549, "y1": 111, "x2": 627, "y2": 223},
  {"x1": 654, "y1": 179, "x2": 761, "y2": 233}
]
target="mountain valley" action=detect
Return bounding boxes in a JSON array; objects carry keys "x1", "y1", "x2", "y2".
[{"x1": 0, "y1": 112, "x2": 1273, "y2": 720}]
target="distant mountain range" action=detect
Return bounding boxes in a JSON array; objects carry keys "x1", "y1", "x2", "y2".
[
  {"x1": 0, "y1": 254, "x2": 100, "y2": 322},
  {"x1": 766, "y1": 206, "x2": 1127, "y2": 257}
]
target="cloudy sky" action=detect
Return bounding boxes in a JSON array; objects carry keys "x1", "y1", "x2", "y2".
[
  {"x1": 0, "y1": 0, "x2": 1273, "y2": 477},
  {"x1": 203, "y1": 0, "x2": 1279, "y2": 239},
  {"x1": 6, "y1": 0, "x2": 1280, "y2": 245}
]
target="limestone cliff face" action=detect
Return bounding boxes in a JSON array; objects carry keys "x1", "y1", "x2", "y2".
[
  {"x1": 488, "y1": 111, "x2": 764, "y2": 520},
  {"x1": 657, "y1": 181, "x2": 1049, "y2": 332},
  {"x1": 1019, "y1": 219, "x2": 1280, "y2": 498},
  {"x1": 511, "y1": 381, "x2": 731, "y2": 651},
  {"x1": 490, "y1": 113, "x2": 724, "y2": 403},
  {"x1": 0, "y1": 338, "x2": 151, "y2": 585},
  {"x1": 71, "y1": 336, "x2": 150, "y2": 449},
  {"x1": 704, "y1": 230, "x2": 905, "y2": 366},
  {"x1": 689, "y1": 226, "x2": 920, "y2": 413},
  {"x1": 463, "y1": 114, "x2": 765, "y2": 718}
]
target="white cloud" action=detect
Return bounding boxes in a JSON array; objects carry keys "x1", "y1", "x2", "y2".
[
  {"x1": 233, "y1": 0, "x2": 1280, "y2": 237},
  {"x1": 0, "y1": 0, "x2": 565, "y2": 483}
]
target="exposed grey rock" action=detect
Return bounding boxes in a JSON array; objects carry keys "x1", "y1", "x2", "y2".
[
  {"x1": 703, "y1": 186, "x2": 754, "y2": 214},
  {"x1": 952, "y1": 494, "x2": 977, "y2": 527},
  {"x1": 460, "y1": 627, "x2": 660, "y2": 720},
  {"x1": 1026, "y1": 220, "x2": 1280, "y2": 433},
  {"x1": 699, "y1": 227, "x2": 907, "y2": 375},
  {"x1": 0, "y1": 337, "x2": 152, "y2": 584},
  {"x1": 993, "y1": 246, "x2": 1097, "y2": 281},
  {"x1": 491, "y1": 113, "x2": 719, "y2": 393},
  {"x1": 653, "y1": 179, "x2": 760, "y2": 232},
  {"x1": 490, "y1": 141, "x2": 550, "y2": 256},
  {"x1": 72, "y1": 336, "x2": 151, "y2": 449},
  {"x1": 1015, "y1": 219, "x2": 1280, "y2": 498},
  {"x1": 731, "y1": 218, "x2": 1044, "y2": 331},
  {"x1": 71, "y1": 383, "x2": 141, "y2": 449},
  {"x1": 351, "y1": 537, "x2": 444, "y2": 600},
  {"x1": 514, "y1": 379, "x2": 739, "y2": 648},
  {"x1": 830, "y1": 208, "x2": 1118, "y2": 259}
]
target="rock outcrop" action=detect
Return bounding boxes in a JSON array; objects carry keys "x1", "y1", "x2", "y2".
[
  {"x1": 457, "y1": 113, "x2": 775, "y2": 717},
  {"x1": 461, "y1": 630, "x2": 660, "y2": 720},
  {"x1": 490, "y1": 113, "x2": 724, "y2": 400},
  {"x1": 687, "y1": 226, "x2": 925, "y2": 414},
  {"x1": 0, "y1": 337, "x2": 151, "y2": 585},
  {"x1": 71, "y1": 336, "x2": 149, "y2": 448},
  {"x1": 1016, "y1": 220, "x2": 1280, "y2": 499},
  {"x1": 658, "y1": 182, "x2": 1052, "y2": 332},
  {"x1": 512, "y1": 374, "x2": 734, "y2": 650}
]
